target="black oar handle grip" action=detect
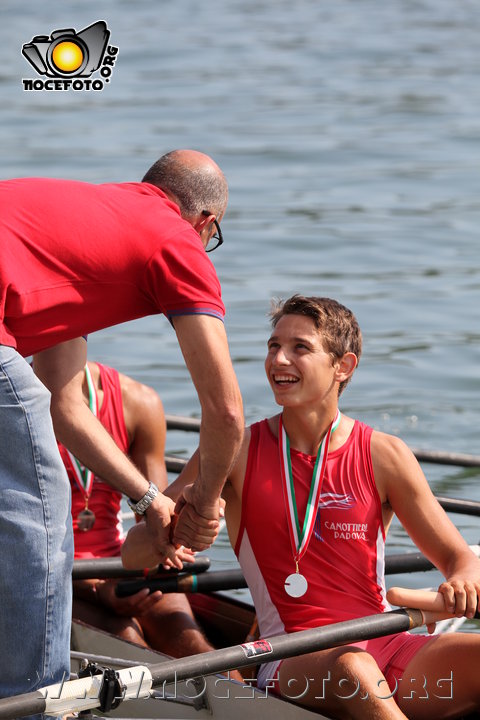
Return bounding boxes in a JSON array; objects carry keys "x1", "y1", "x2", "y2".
[
  {"x1": 115, "y1": 568, "x2": 248, "y2": 597},
  {"x1": 116, "y1": 576, "x2": 183, "y2": 597},
  {"x1": 73, "y1": 554, "x2": 210, "y2": 580}
]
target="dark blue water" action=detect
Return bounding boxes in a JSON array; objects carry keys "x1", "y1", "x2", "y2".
[{"x1": 1, "y1": 1, "x2": 479, "y2": 595}]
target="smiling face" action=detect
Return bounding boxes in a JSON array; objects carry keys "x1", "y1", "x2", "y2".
[{"x1": 265, "y1": 313, "x2": 340, "y2": 411}]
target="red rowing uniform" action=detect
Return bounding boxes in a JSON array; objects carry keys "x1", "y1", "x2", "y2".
[
  {"x1": 235, "y1": 418, "x2": 433, "y2": 690},
  {"x1": 59, "y1": 363, "x2": 128, "y2": 559}
]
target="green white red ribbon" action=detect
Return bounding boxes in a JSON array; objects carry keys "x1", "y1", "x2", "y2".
[
  {"x1": 279, "y1": 410, "x2": 341, "y2": 570},
  {"x1": 65, "y1": 364, "x2": 98, "y2": 501}
]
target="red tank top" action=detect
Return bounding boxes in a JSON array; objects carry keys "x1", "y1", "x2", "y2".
[
  {"x1": 59, "y1": 363, "x2": 129, "y2": 558},
  {"x1": 235, "y1": 419, "x2": 388, "y2": 638}
]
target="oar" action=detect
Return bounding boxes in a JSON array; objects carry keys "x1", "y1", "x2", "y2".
[
  {"x1": 165, "y1": 454, "x2": 187, "y2": 473},
  {"x1": 435, "y1": 496, "x2": 480, "y2": 517},
  {"x1": 115, "y1": 567, "x2": 246, "y2": 597},
  {"x1": 115, "y1": 544, "x2": 480, "y2": 597},
  {"x1": 165, "y1": 414, "x2": 201, "y2": 432},
  {"x1": 411, "y1": 449, "x2": 480, "y2": 468},
  {"x1": 386, "y1": 543, "x2": 480, "y2": 574},
  {"x1": 73, "y1": 554, "x2": 210, "y2": 580},
  {"x1": 0, "y1": 603, "x2": 461, "y2": 720}
]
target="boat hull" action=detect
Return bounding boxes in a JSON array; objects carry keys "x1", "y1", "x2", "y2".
[{"x1": 71, "y1": 593, "x2": 325, "y2": 719}]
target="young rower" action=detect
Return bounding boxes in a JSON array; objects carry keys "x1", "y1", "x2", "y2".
[
  {"x1": 61, "y1": 361, "x2": 224, "y2": 660},
  {"x1": 123, "y1": 294, "x2": 480, "y2": 719}
]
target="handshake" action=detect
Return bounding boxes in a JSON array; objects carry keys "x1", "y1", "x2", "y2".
[{"x1": 121, "y1": 482, "x2": 223, "y2": 571}]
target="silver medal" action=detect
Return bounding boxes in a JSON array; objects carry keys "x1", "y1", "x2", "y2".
[{"x1": 284, "y1": 572, "x2": 308, "y2": 598}]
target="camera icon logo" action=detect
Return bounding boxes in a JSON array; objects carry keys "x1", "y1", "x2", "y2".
[
  {"x1": 22, "y1": 20, "x2": 110, "y2": 78},
  {"x1": 22, "y1": 21, "x2": 118, "y2": 91}
]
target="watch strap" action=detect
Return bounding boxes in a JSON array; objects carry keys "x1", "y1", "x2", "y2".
[{"x1": 127, "y1": 481, "x2": 159, "y2": 515}]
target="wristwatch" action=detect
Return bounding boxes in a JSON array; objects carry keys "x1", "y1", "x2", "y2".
[{"x1": 127, "y1": 481, "x2": 159, "y2": 515}]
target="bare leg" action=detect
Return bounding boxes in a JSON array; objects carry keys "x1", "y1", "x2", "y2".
[
  {"x1": 139, "y1": 592, "x2": 214, "y2": 656},
  {"x1": 72, "y1": 597, "x2": 147, "y2": 646},
  {"x1": 277, "y1": 646, "x2": 409, "y2": 719},
  {"x1": 73, "y1": 592, "x2": 244, "y2": 681},
  {"x1": 139, "y1": 593, "x2": 244, "y2": 680},
  {"x1": 396, "y1": 633, "x2": 480, "y2": 720}
]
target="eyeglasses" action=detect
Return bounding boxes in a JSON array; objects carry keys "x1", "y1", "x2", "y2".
[{"x1": 202, "y1": 210, "x2": 224, "y2": 252}]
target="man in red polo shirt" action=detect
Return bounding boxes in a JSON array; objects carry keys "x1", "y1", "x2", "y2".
[{"x1": 0, "y1": 149, "x2": 243, "y2": 712}]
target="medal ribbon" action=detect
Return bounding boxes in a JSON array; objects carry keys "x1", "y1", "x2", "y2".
[
  {"x1": 65, "y1": 364, "x2": 98, "y2": 504},
  {"x1": 279, "y1": 410, "x2": 341, "y2": 569}
]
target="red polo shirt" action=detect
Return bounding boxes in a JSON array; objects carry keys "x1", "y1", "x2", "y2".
[{"x1": 0, "y1": 178, "x2": 225, "y2": 356}]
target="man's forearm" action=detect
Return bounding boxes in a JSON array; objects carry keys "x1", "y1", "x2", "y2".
[
  {"x1": 195, "y1": 405, "x2": 244, "y2": 506},
  {"x1": 172, "y1": 313, "x2": 244, "y2": 506},
  {"x1": 34, "y1": 339, "x2": 153, "y2": 501},
  {"x1": 53, "y1": 398, "x2": 151, "y2": 501}
]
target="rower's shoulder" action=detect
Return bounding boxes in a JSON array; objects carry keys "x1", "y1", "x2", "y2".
[
  {"x1": 242, "y1": 413, "x2": 277, "y2": 443},
  {"x1": 370, "y1": 427, "x2": 413, "y2": 463},
  {"x1": 117, "y1": 372, "x2": 165, "y2": 433},
  {"x1": 370, "y1": 428, "x2": 422, "y2": 497},
  {"x1": 228, "y1": 415, "x2": 277, "y2": 486}
]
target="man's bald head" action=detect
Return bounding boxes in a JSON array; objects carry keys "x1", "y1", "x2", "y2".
[{"x1": 142, "y1": 150, "x2": 228, "y2": 220}]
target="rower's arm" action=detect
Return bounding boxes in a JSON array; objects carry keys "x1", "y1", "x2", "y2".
[
  {"x1": 163, "y1": 450, "x2": 200, "y2": 503},
  {"x1": 372, "y1": 430, "x2": 480, "y2": 617},
  {"x1": 121, "y1": 373, "x2": 168, "y2": 492}
]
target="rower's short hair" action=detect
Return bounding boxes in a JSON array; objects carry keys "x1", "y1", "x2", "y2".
[
  {"x1": 269, "y1": 295, "x2": 362, "y2": 395},
  {"x1": 142, "y1": 151, "x2": 228, "y2": 217}
]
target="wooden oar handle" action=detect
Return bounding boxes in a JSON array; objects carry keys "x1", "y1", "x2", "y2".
[
  {"x1": 387, "y1": 586, "x2": 480, "y2": 620},
  {"x1": 387, "y1": 587, "x2": 453, "y2": 627},
  {"x1": 387, "y1": 587, "x2": 446, "y2": 612}
]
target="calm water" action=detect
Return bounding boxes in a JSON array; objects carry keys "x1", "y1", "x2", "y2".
[{"x1": 1, "y1": 1, "x2": 479, "y2": 595}]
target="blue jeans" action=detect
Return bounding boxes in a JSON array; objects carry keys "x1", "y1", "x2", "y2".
[{"x1": 0, "y1": 346, "x2": 73, "y2": 714}]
